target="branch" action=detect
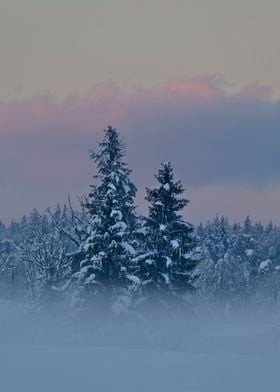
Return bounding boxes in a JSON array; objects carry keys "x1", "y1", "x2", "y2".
[{"x1": 47, "y1": 208, "x2": 80, "y2": 247}]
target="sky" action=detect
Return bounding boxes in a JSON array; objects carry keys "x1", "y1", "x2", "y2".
[{"x1": 0, "y1": 0, "x2": 280, "y2": 224}]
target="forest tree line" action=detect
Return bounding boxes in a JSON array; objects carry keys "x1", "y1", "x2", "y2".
[{"x1": 1, "y1": 127, "x2": 280, "y2": 316}]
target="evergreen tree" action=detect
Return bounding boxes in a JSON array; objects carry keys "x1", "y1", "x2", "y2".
[
  {"x1": 203, "y1": 216, "x2": 230, "y2": 264},
  {"x1": 72, "y1": 126, "x2": 139, "y2": 313},
  {"x1": 138, "y1": 161, "x2": 197, "y2": 306},
  {"x1": 243, "y1": 215, "x2": 253, "y2": 235},
  {"x1": 194, "y1": 245, "x2": 216, "y2": 304},
  {"x1": 212, "y1": 251, "x2": 249, "y2": 309},
  {"x1": 0, "y1": 220, "x2": 5, "y2": 239}
]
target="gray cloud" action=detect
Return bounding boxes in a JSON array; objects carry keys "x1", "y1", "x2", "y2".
[{"x1": 0, "y1": 77, "x2": 280, "y2": 222}]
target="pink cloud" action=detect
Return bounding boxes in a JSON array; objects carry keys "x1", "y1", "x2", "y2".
[
  {"x1": 0, "y1": 76, "x2": 273, "y2": 136},
  {"x1": 164, "y1": 75, "x2": 224, "y2": 101},
  {"x1": 0, "y1": 83, "x2": 124, "y2": 135},
  {"x1": 0, "y1": 75, "x2": 279, "y2": 223}
]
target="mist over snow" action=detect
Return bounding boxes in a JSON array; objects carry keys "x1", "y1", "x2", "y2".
[{"x1": 1, "y1": 299, "x2": 280, "y2": 392}]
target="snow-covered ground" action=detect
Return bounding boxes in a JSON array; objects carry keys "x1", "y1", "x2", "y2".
[
  {"x1": 0, "y1": 342, "x2": 279, "y2": 392},
  {"x1": 1, "y1": 300, "x2": 280, "y2": 391}
]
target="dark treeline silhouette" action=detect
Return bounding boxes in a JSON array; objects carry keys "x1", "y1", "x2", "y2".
[{"x1": 1, "y1": 127, "x2": 280, "y2": 322}]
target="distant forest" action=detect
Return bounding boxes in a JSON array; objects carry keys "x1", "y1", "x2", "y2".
[{"x1": 1, "y1": 127, "x2": 279, "y2": 316}]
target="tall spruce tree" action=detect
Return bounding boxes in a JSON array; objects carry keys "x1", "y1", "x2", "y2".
[
  {"x1": 72, "y1": 126, "x2": 139, "y2": 313},
  {"x1": 138, "y1": 161, "x2": 197, "y2": 305}
]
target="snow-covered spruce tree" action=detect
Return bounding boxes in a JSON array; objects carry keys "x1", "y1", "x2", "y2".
[
  {"x1": 194, "y1": 245, "x2": 216, "y2": 305},
  {"x1": 211, "y1": 227, "x2": 257, "y2": 309},
  {"x1": 194, "y1": 216, "x2": 231, "y2": 307},
  {"x1": 243, "y1": 215, "x2": 253, "y2": 235},
  {"x1": 72, "y1": 126, "x2": 139, "y2": 313},
  {"x1": 203, "y1": 216, "x2": 230, "y2": 263},
  {"x1": 137, "y1": 161, "x2": 197, "y2": 307}
]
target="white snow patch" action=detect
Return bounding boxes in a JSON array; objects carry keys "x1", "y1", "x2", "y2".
[
  {"x1": 245, "y1": 249, "x2": 254, "y2": 257},
  {"x1": 121, "y1": 242, "x2": 136, "y2": 256},
  {"x1": 108, "y1": 183, "x2": 117, "y2": 191},
  {"x1": 163, "y1": 183, "x2": 170, "y2": 191},
  {"x1": 127, "y1": 275, "x2": 141, "y2": 286},
  {"x1": 161, "y1": 273, "x2": 170, "y2": 284},
  {"x1": 84, "y1": 273, "x2": 96, "y2": 285},
  {"x1": 110, "y1": 221, "x2": 127, "y2": 232},
  {"x1": 110, "y1": 209, "x2": 123, "y2": 221},
  {"x1": 165, "y1": 256, "x2": 172, "y2": 267},
  {"x1": 171, "y1": 240, "x2": 179, "y2": 249},
  {"x1": 259, "y1": 259, "x2": 272, "y2": 272}
]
